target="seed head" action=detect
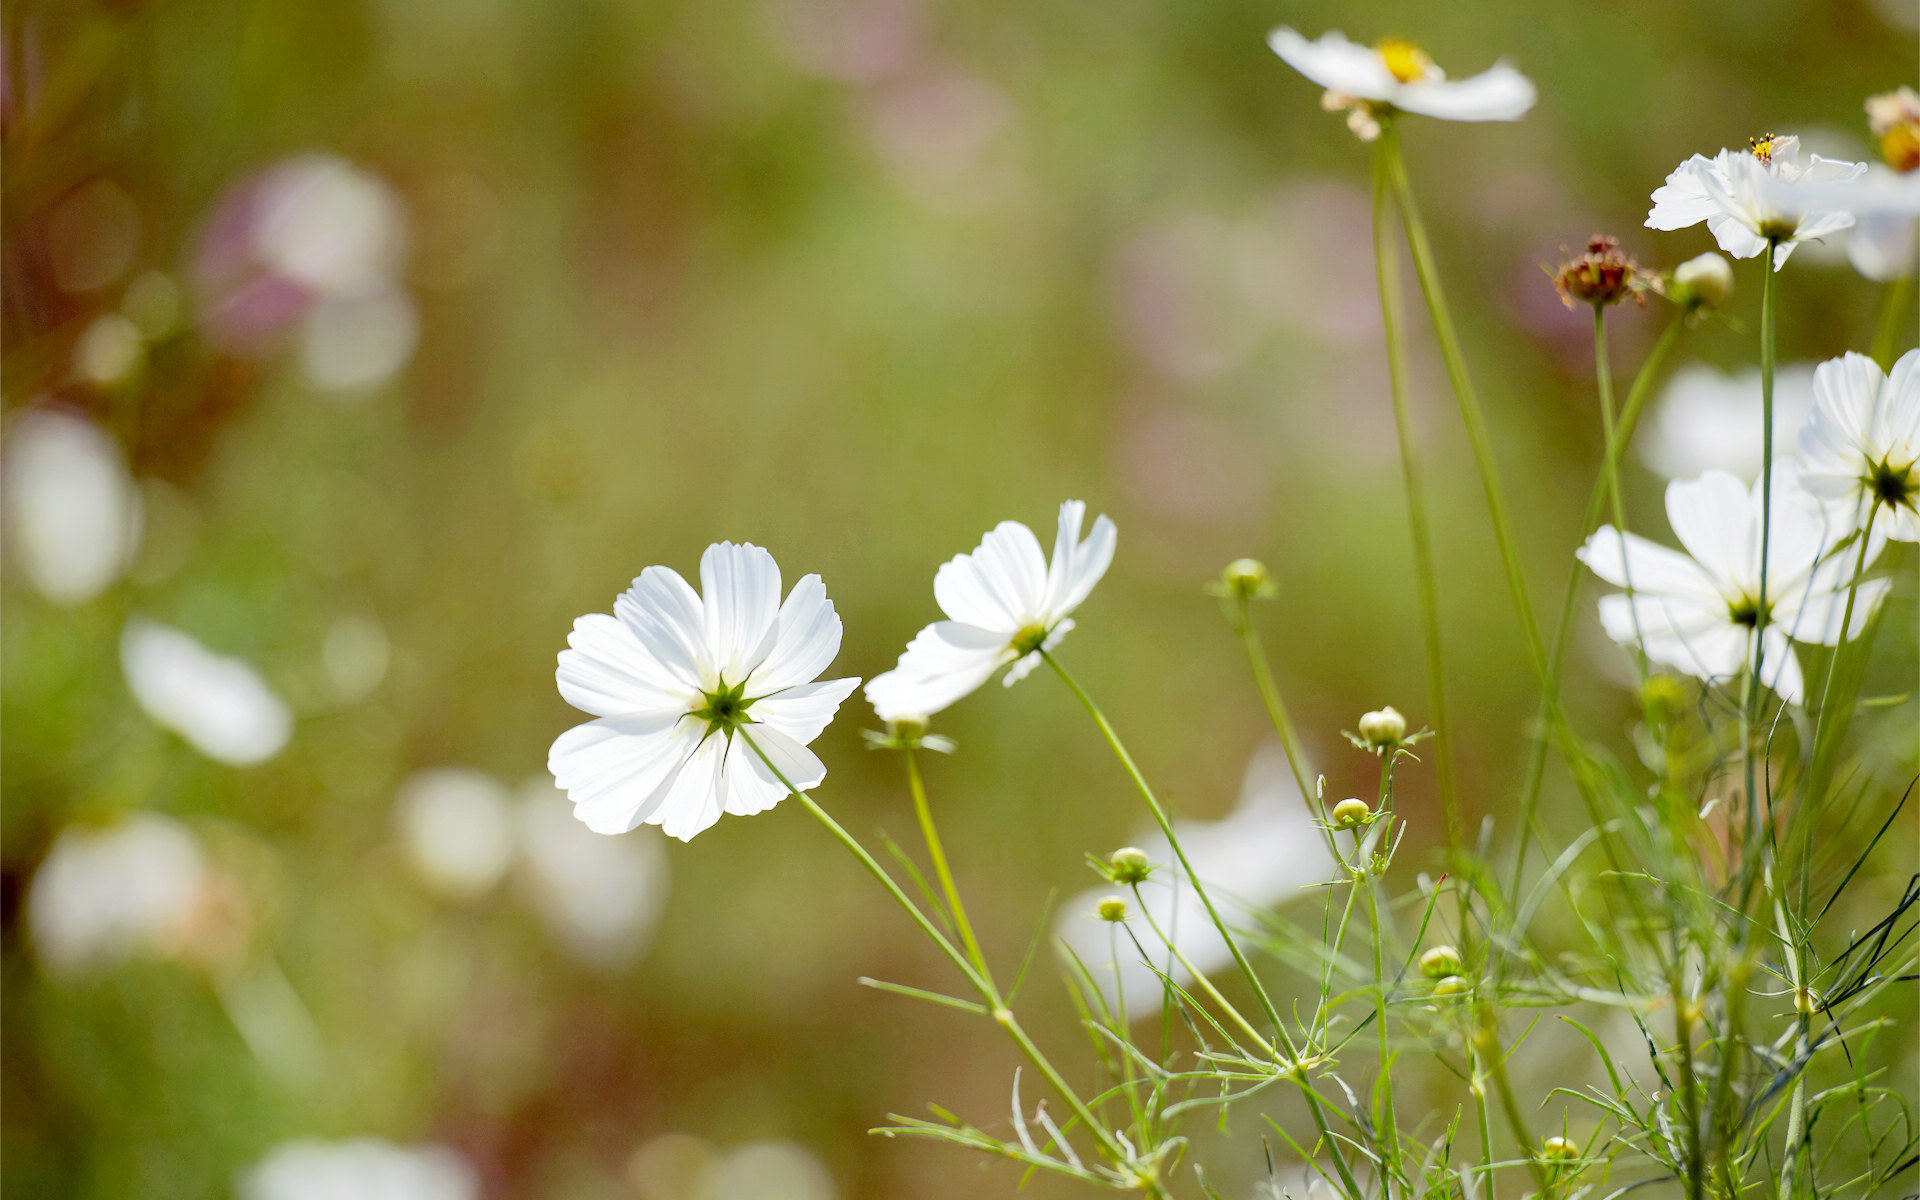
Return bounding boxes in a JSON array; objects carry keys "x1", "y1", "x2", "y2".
[{"x1": 1553, "y1": 236, "x2": 1647, "y2": 309}]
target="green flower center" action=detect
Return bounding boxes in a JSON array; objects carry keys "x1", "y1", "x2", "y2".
[
  {"x1": 1727, "y1": 596, "x2": 1772, "y2": 629},
  {"x1": 689, "y1": 676, "x2": 754, "y2": 741},
  {"x1": 1868, "y1": 457, "x2": 1919, "y2": 509},
  {"x1": 1010, "y1": 623, "x2": 1051, "y2": 656}
]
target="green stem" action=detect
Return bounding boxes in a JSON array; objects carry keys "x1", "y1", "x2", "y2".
[
  {"x1": 1372, "y1": 131, "x2": 1463, "y2": 850},
  {"x1": 1361, "y1": 760, "x2": 1400, "y2": 1198},
  {"x1": 1228, "y1": 596, "x2": 1343, "y2": 865},
  {"x1": 1870, "y1": 273, "x2": 1915, "y2": 370},
  {"x1": 905, "y1": 749, "x2": 993, "y2": 988},
  {"x1": 1746, "y1": 247, "x2": 1779, "y2": 871},
  {"x1": 1676, "y1": 979, "x2": 1704, "y2": 1200},
  {"x1": 1592, "y1": 302, "x2": 1646, "y2": 680},
  {"x1": 1382, "y1": 121, "x2": 1548, "y2": 686}
]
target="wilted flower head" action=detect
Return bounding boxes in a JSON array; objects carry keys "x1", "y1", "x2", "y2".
[
  {"x1": 238, "y1": 1138, "x2": 478, "y2": 1200},
  {"x1": 1796, "y1": 350, "x2": 1920, "y2": 541},
  {"x1": 1647, "y1": 134, "x2": 1867, "y2": 270},
  {"x1": 3, "y1": 408, "x2": 142, "y2": 606},
  {"x1": 27, "y1": 813, "x2": 209, "y2": 979},
  {"x1": 548, "y1": 542, "x2": 860, "y2": 841},
  {"x1": 1868, "y1": 86, "x2": 1920, "y2": 173},
  {"x1": 865, "y1": 501, "x2": 1114, "y2": 720},
  {"x1": 1552, "y1": 235, "x2": 1648, "y2": 308},
  {"x1": 1267, "y1": 28, "x2": 1535, "y2": 141},
  {"x1": 121, "y1": 618, "x2": 292, "y2": 766},
  {"x1": 1578, "y1": 462, "x2": 1887, "y2": 705}
]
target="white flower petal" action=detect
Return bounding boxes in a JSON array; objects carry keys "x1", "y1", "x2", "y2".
[
  {"x1": 750, "y1": 573, "x2": 844, "y2": 693},
  {"x1": 866, "y1": 621, "x2": 1015, "y2": 719},
  {"x1": 4, "y1": 410, "x2": 142, "y2": 607},
  {"x1": 1665, "y1": 471, "x2": 1756, "y2": 592},
  {"x1": 653, "y1": 736, "x2": 729, "y2": 842},
  {"x1": 1597, "y1": 592, "x2": 1747, "y2": 683},
  {"x1": 1757, "y1": 629, "x2": 1804, "y2": 706},
  {"x1": 1394, "y1": 63, "x2": 1535, "y2": 121},
  {"x1": 699, "y1": 541, "x2": 784, "y2": 682},
  {"x1": 751, "y1": 676, "x2": 861, "y2": 744},
  {"x1": 557, "y1": 613, "x2": 695, "y2": 718},
  {"x1": 121, "y1": 618, "x2": 292, "y2": 767},
  {"x1": 548, "y1": 713, "x2": 700, "y2": 834},
  {"x1": 614, "y1": 566, "x2": 708, "y2": 691},
  {"x1": 737, "y1": 724, "x2": 827, "y2": 803},
  {"x1": 1576, "y1": 527, "x2": 1722, "y2": 603},
  {"x1": 1265, "y1": 27, "x2": 1398, "y2": 100},
  {"x1": 1646, "y1": 158, "x2": 1721, "y2": 231}
]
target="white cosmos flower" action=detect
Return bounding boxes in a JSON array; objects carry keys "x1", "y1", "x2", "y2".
[
  {"x1": 548, "y1": 542, "x2": 859, "y2": 842},
  {"x1": 122, "y1": 618, "x2": 293, "y2": 766},
  {"x1": 3, "y1": 409, "x2": 142, "y2": 606},
  {"x1": 27, "y1": 813, "x2": 208, "y2": 979},
  {"x1": 1577, "y1": 462, "x2": 1888, "y2": 705},
  {"x1": 865, "y1": 500, "x2": 1115, "y2": 721},
  {"x1": 394, "y1": 768, "x2": 516, "y2": 901},
  {"x1": 1266, "y1": 28, "x2": 1534, "y2": 141},
  {"x1": 1639, "y1": 361, "x2": 1817, "y2": 482},
  {"x1": 1647, "y1": 135, "x2": 1867, "y2": 270},
  {"x1": 239, "y1": 1137, "x2": 478, "y2": 1200},
  {"x1": 1796, "y1": 350, "x2": 1920, "y2": 541}
]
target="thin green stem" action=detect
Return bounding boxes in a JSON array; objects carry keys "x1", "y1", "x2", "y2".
[
  {"x1": 1382, "y1": 122, "x2": 1548, "y2": 686},
  {"x1": 905, "y1": 749, "x2": 993, "y2": 988},
  {"x1": 1592, "y1": 302, "x2": 1646, "y2": 680},
  {"x1": 1372, "y1": 131, "x2": 1463, "y2": 850},
  {"x1": 1228, "y1": 596, "x2": 1343, "y2": 865},
  {"x1": 1361, "y1": 759, "x2": 1400, "y2": 1198},
  {"x1": 1870, "y1": 273, "x2": 1915, "y2": 370},
  {"x1": 1746, "y1": 247, "x2": 1780, "y2": 875}
]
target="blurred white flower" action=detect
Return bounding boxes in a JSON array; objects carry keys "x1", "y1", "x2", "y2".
[
  {"x1": 1646, "y1": 135, "x2": 1866, "y2": 270},
  {"x1": 322, "y1": 612, "x2": 391, "y2": 703},
  {"x1": 1639, "y1": 361, "x2": 1817, "y2": 482},
  {"x1": 298, "y1": 284, "x2": 420, "y2": 393},
  {"x1": 1266, "y1": 28, "x2": 1534, "y2": 140},
  {"x1": 518, "y1": 777, "x2": 669, "y2": 967},
  {"x1": 121, "y1": 618, "x2": 292, "y2": 765},
  {"x1": 706, "y1": 1141, "x2": 838, "y2": 1200},
  {"x1": 866, "y1": 500, "x2": 1115, "y2": 720},
  {"x1": 1578, "y1": 462, "x2": 1887, "y2": 705},
  {"x1": 252, "y1": 156, "x2": 407, "y2": 295},
  {"x1": 1054, "y1": 742, "x2": 1334, "y2": 1015},
  {"x1": 1797, "y1": 350, "x2": 1920, "y2": 541},
  {"x1": 549, "y1": 542, "x2": 860, "y2": 841},
  {"x1": 3, "y1": 408, "x2": 142, "y2": 606},
  {"x1": 28, "y1": 813, "x2": 207, "y2": 979},
  {"x1": 239, "y1": 1137, "x2": 478, "y2": 1200},
  {"x1": 395, "y1": 768, "x2": 516, "y2": 901},
  {"x1": 73, "y1": 312, "x2": 146, "y2": 385}
]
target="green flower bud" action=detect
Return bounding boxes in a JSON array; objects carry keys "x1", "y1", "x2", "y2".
[
  {"x1": 1667, "y1": 252, "x2": 1734, "y2": 312},
  {"x1": 1106, "y1": 846, "x2": 1153, "y2": 885},
  {"x1": 1431, "y1": 974, "x2": 1471, "y2": 997},
  {"x1": 1330, "y1": 797, "x2": 1371, "y2": 829},
  {"x1": 1219, "y1": 558, "x2": 1270, "y2": 599},
  {"x1": 1540, "y1": 1136, "x2": 1578, "y2": 1162},
  {"x1": 1357, "y1": 706, "x2": 1406, "y2": 748},
  {"x1": 1419, "y1": 945, "x2": 1463, "y2": 979},
  {"x1": 1097, "y1": 896, "x2": 1129, "y2": 923}
]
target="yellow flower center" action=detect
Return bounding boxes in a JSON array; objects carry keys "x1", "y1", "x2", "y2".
[
  {"x1": 1374, "y1": 38, "x2": 1431, "y2": 84},
  {"x1": 1748, "y1": 134, "x2": 1778, "y2": 165},
  {"x1": 1881, "y1": 125, "x2": 1920, "y2": 174}
]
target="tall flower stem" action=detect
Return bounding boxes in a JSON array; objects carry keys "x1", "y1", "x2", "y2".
[
  {"x1": 1372, "y1": 128, "x2": 1463, "y2": 849},
  {"x1": 1227, "y1": 595, "x2": 1344, "y2": 863},
  {"x1": 1381, "y1": 123, "x2": 1549, "y2": 685},
  {"x1": 1745, "y1": 248, "x2": 1781, "y2": 866},
  {"x1": 1591, "y1": 302, "x2": 1645, "y2": 678},
  {"x1": 904, "y1": 748, "x2": 993, "y2": 986},
  {"x1": 1870, "y1": 273, "x2": 1915, "y2": 370},
  {"x1": 738, "y1": 729, "x2": 1131, "y2": 1169},
  {"x1": 1357, "y1": 758, "x2": 1401, "y2": 1198}
]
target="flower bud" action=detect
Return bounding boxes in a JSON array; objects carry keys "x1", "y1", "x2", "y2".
[
  {"x1": 888, "y1": 715, "x2": 930, "y2": 739},
  {"x1": 1330, "y1": 797, "x2": 1371, "y2": 829},
  {"x1": 1667, "y1": 252, "x2": 1734, "y2": 312},
  {"x1": 1418, "y1": 945, "x2": 1463, "y2": 979},
  {"x1": 1540, "y1": 1136, "x2": 1578, "y2": 1162},
  {"x1": 1208, "y1": 557, "x2": 1274, "y2": 601},
  {"x1": 1552, "y1": 235, "x2": 1646, "y2": 309},
  {"x1": 1106, "y1": 846, "x2": 1153, "y2": 885},
  {"x1": 1097, "y1": 896, "x2": 1129, "y2": 923},
  {"x1": 1430, "y1": 974, "x2": 1471, "y2": 997},
  {"x1": 1357, "y1": 706, "x2": 1406, "y2": 748}
]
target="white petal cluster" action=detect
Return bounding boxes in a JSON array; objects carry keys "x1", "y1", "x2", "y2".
[
  {"x1": 1578, "y1": 463, "x2": 1887, "y2": 705},
  {"x1": 865, "y1": 500, "x2": 1115, "y2": 721},
  {"x1": 3, "y1": 409, "x2": 142, "y2": 606},
  {"x1": 1639, "y1": 361, "x2": 1817, "y2": 483},
  {"x1": 1266, "y1": 28, "x2": 1534, "y2": 140},
  {"x1": 1797, "y1": 350, "x2": 1920, "y2": 541},
  {"x1": 121, "y1": 617, "x2": 293, "y2": 766},
  {"x1": 1647, "y1": 135, "x2": 1867, "y2": 270},
  {"x1": 548, "y1": 542, "x2": 860, "y2": 841},
  {"x1": 27, "y1": 813, "x2": 208, "y2": 979},
  {"x1": 238, "y1": 1137, "x2": 478, "y2": 1200}
]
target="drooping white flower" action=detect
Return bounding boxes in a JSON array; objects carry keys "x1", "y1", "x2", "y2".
[
  {"x1": 27, "y1": 813, "x2": 208, "y2": 979},
  {"x1": 1639, "y1": 361, "x2": 1817, "y2": 482},
  {"x1": 1577, "y1": 463, "x2": 1888, "y2": 705},
  {"x1": 1796, "y1": 350, "x2": 1920, "y2": 541},
  {"x1": 548, "y1": 542, "x2": 860, "y2": 841},
  {"x1": 238, "y1": 1137, "x2": 478, "y2": 1200},
  {"x1": 865, "y1": 500, "x2": 1115, "y2": 721},
  {"x1": 394, "y1": 768, "x2": 516, "y2": 901},
  {"x1": 517, "y1": 777, "x2": 669, "y2": 968},
  {"x1": 1646, "y1": 135, "x2": 1867, "y2": 270},
  {"x1": 121, "y1": 618, "x2": 292, "y2": 766},
  {"x1": 1266, "y1": 28, "x2": 1535, "y2": 141},
  {"x1": 1054, "y1": 742, "x2": 1334, "y2": 1015},
  {"x1": 3, "y1": 409, "x2": 142, "y2": 606}
]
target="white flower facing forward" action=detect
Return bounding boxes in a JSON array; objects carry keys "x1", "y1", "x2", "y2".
[
  {"x1": 1647, "y1": 135, "x2": 1867, "y2": 270},
  {"x1": 1577, "y1": 464, "x2": 1888, "y2": 706},
  {"x1": 121, "y1": 618, "x2": 293, "y2": 767},
  {"x1": 1797, "y1": 350, "x2": 1920, "y2": 541},
  {"x1": 549, "y1": 543, "x2": 860, "y2": 841},
  {"x1": 865, "y1": 500, "x2": 1115, "y2": 721},
  {"x1": 1266, "y1": 29, "x2": 1535, "y2": 141}
]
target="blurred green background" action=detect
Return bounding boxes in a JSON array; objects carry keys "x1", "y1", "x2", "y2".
[{"x1": 4, "y1": 0, "x2": 1916, "y2": 1196}]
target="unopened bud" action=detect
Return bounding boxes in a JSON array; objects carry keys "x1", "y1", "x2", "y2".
[
  {"x1": 1419, "y1": 945, "x2": 1463, "y2": 979},
  {"x1": 1540, "y1": 1136, "x2": 1578, "y2": 1162},
  {"x1": 1330, "y1": 797, "x2": 1371, "y2": 829},
  {"x1": 1212, "y1": 557, "x2": 1273, "y2": 601},
  {"x1": 1106, "y1": 846, "x2": 1153, "y2": 885},
  {"x1": 887, "y1": 714, "x2": 930, "y2": 739},
  {"x1": 1097, "y1": 896, "x2": 1129, "y2": 923},
  {"x1": 1431, "y1": 974, "x2": 1471, "y2": 997},
  {"x1": 1358, "y1": 706, "x2": 1407, "y2": 748},
  {"x1": 1668, "y1": 252, "x2": 1734, "y2": 312}
]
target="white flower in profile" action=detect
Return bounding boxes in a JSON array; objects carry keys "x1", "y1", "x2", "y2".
[
  {"x1": 3, "y1": 409, "x2": 142, "y2": 606},
  {"x1": 27, "y1": 813, "x2": 208, "y2": 979},
  {"x1": 394, "y1": 768, "x2": 516, "y2": 901},
  {"x1": 549, "y1": 542, "x2": 860, "y2": 841},
  {"x1": 1054, "y1": 742, "x2": 1334, "y2": 1015},
  {"x1": 1639, "y1": 361, "x2": 1817, "y2": 482},
  {"x1": 518, "y1": 777, "x2": 669, "y2": 968},
  {"x1": 1796, "y1": 350, "x2": 1920, "y2": 541},
  {"x1": 865, "y1": 501, "x2": 1115, "y2": 721},
  {"x1": 1647, "y1": 135, "x2": 1867, "y2": 270},
  {"x1": 239, "y1": 1137, "x2": 478, "y2": 1200},
  {"x1": 1266, "y1": 29, "x2": 1534, "y2": 141},
  {"x1": 1577, "y1": 462, "x2": 1888, "y2": 705},
  {"x1": 121, "y1": 618, "x2": 292, "y2": 766}
]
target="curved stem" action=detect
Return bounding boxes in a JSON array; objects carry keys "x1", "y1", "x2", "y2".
[
  {"x1": 1372, "y1": 129, "x2": 1463, "y2": 849},
  {"x1": 1228, "y1": 596, "x2": 1342, "y2": 866}
]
